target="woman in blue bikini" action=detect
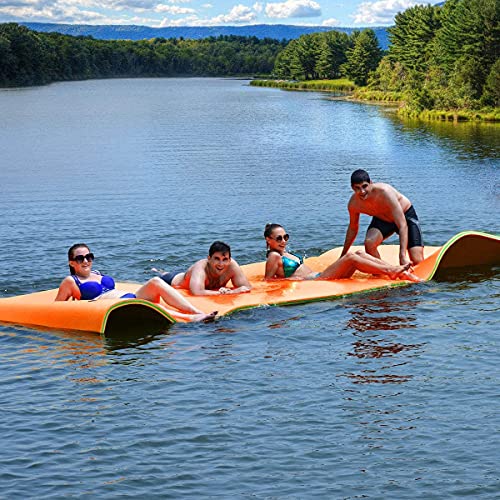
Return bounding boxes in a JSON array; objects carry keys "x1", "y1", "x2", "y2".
[
  {"x1": 55, "y1": 243, "x2": 217, "y2": 322},
  {"x1": 264, "y1": 224, "x2": 420, "y2": 281}
]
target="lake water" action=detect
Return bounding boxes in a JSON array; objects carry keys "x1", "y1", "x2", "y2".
[{"x1": 0, "y1": 78, "x2": 499, "y2": 498}]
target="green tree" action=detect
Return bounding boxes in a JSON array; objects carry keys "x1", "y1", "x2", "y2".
[
  {"x1": 481, "y1": 58, "x2": 500, "y2": 107},
  {"x1": 432, "y1": 0, "x2": 499, "y2": 97},
  {"x1": 315, "y1": 31, "x2": 350, "y2": 79},
  {"x1": 342, "y1": 29, "x2": 382, "y2": 86},
  {"x1": 288, "y1": 33, "x2": 322, "y2": 80},
  {"x1": 388, "y1": 4, "x2": 440, "y2": 74}
]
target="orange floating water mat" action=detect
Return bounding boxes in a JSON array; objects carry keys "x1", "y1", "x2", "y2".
[{"x1": 0, "y1": 231, "x2": 498, "y2": 334}]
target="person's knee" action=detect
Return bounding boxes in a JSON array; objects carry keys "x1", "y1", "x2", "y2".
[
  {"x1": 148, "y1": 276, "x2": 163, "y2": 288},
  {"x1": 409, "y1": 247, "x2": 424, "y2": 264},
  {"x1": 364, "y1": 237, "x2": 379, "y2": 253},
  {"x1": 352, "y1": 250, "x2": 366, "y2": 262}
]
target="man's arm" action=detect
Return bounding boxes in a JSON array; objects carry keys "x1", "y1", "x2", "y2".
[
  {"x1": 386, "y1": 192, "x2": 410, "y2": 265},
  {"x1": 224, "y1": 261, "x2": 251, "y2": 294},
  {"x1": 188, "y1": 262, "x2": 220, "y2": 296},
  {"x1": 341, "y1": 205, "x2": 360, "y2": 257}
]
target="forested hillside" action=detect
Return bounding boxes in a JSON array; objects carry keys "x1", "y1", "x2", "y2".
[
  {"x1": 270, "y1": 0, "x2": 498, "y2": 115},
  {"x1": 366, "y1": 0, "x2": 499, "y2": 113},
  {"x1": 0, "y1": 23, "x2": 285, "y2": 87},
  {"x1": 20, "y1": 22, "x2": 390, "y2": 50}
]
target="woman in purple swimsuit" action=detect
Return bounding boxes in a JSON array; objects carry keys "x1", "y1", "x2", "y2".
[{"x1": 55, "y1": 243, "x2": 217, "y2": 322}]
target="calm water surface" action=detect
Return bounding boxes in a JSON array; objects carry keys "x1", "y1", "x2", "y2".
[{"x1": 0, "y1": 78, "x2": 499, "y2": 498}]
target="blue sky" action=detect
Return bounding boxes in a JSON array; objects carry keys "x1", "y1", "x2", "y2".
[{"x1": 0, "y1": 0, "x2": 442, "y2": 27}]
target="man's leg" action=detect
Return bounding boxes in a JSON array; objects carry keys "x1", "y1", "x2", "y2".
[
  {"x1": 405, "y1": 206, "x2": 424, "y2": 265},
  {"x1": 364, "y1": 227, "x2": 384, "y2": 259},
  {"x1": 409, "y1": 246, "x2": 424, "y2": 265}
]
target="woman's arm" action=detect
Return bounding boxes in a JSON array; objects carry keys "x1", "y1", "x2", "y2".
[
  {"x1": 55, "y1": 276, "x2": 80, "y2": 301},
  {"x1": 264, "y1": 252, "x2": 282, "y2": 279}
]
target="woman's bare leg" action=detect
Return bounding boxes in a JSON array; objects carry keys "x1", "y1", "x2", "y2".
[
  {"x1": 318, "y1": 251, "x2": 411, "y2": 280},
  {"x1": 135, "y1": 277, "x2": 204, "y2": 314},
  {"x1": 164, "y1": 308, "x2": 218, "y2": 323}
]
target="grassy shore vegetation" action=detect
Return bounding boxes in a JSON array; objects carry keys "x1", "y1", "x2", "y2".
[
  {"x1": 250, "y1": 79, "x2": 356, "y2": 93},
  {"x1": 0, "y1": 23, "x2": 285, "y2": 87},
  {"x1": 259, "y1": 0, "x2": 499, "y2": 122}
]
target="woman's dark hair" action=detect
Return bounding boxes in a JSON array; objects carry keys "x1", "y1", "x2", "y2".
[
  {"x1": 350, "y1": 169, "x2": 371, "y2": 185},
  {"x1": 209, "y1": 241, "x2": 231, "y2": 257},
  {"x1": 264, "y1": 223, "x2": 283, "y2": 239},
  {"x1": 264, "y1": 223, "x2": 283, "y2": 256},
  {"x1": 67, "y1": 243, "x2": 89, "y2": 275}
]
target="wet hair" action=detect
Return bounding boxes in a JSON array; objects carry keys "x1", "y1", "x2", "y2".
[
  {"x1": 351, "y1": 169, "x2": 371, "y2": 185},
  {"x1": 68, "y1": 243, "x2": 89, "y2": 275},
  {"x1": 209, "y1": 241, "x2": 231, "y2": 257}
]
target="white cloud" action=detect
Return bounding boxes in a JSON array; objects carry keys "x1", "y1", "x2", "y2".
[
  {"x1": 351, "y1": 0, "x2": 431, "y2": 25},
  {"x1": 210, "y1": 4, "x2": 257, "y2": 24},
  {"x1": 0, "y1": 4, "x2": 108, "y2": 23},
  {"x1": 159, "y1": 3, "x2": 260, "y2": 26},
  {"x1": 159, "y1": 14, "x2": 200, "y2": 26},
  {"x1": 322, "y1": 17, "x2": 340, "y2": 26},
  {"x1": 253, "y1": 2, "x2": 263, "y2": 13},
  {"x1": 201, "y1": 3, "x2": 212, "y2": 8},
  {"x1": 265, "y1": 0, "x2": 321, "y2": 19},
  {"x1": 155, "y1": 4, "x2": 195, "y2": 14},
  {"x1": 0, "y1": 0, "x2": 115, "y2": 23}
]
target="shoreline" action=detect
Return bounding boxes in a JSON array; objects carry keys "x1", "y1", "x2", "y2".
[{"x1": 251, "y1": 79, "x2": 500, "y2": 123}]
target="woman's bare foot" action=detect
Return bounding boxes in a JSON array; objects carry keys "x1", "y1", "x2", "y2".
[
  {"x1": 387, "y1": 263, "x2": 412, "y2": 280},
  {"x1": 191, "y1": 311, "x2": 218, "y2": 323},
  {"x1": 399, "y1": 270, "x2": 424, "y2": 282}
]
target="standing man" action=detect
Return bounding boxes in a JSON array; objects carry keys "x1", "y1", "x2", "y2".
[
  {"x1": 159, "y1": 241, "x2": 251, "y2": 296},
  {"x1": 341, "y1": 169, "x2": 424, "y2": 266}
]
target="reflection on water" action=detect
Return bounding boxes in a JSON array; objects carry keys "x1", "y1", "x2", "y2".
[
  {"x1": 348, "y1": 338, "x2": 423, "y2": 359},
  {"x1": 103, "y1": 329, "x2": 170, "y2": 351},
  {"x1": 340, "y1": 289, "x2": 425, "y2": 384},
  {"x1": 6, "y1": 326, "x2": 106, "y2": 368},
  {"x1": 385, "y1": 112, "x2": 500, "y2": 160},
  {"x1": 342, "y1": 372, "x2": 412, "y2": 384},
  {"x1": 345, "y1": 290, "x2": 420, "y2": 337},
  {"x1": 267, "y1": 315, "x2": 304, "y2": 330},
  {"x1": 435, "y1": 265, "x2": 499, "y2": 283}
]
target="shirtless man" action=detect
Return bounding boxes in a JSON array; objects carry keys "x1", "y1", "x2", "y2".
[
  {"x1": 341, "y1": 169, "x2": 424, "y2": 266},
  {"x1": 158, "y1": 241, "x2": 252, "y2": 296}
]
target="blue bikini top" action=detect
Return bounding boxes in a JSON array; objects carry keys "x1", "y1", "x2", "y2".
[
  {"x1": 281, "y1": 253, "x2": 303, "y2": 278},
  {"x1": 72, "y1": 271, "x2": 116, "y2": 300}
]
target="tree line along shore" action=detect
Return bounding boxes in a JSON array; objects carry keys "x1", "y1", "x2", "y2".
[
  {"x1": 1, "y1": 0, "x2": 498, "y2": 122},
  {"x1": 253, "y1": 0, "x2": 499, "y2": 122},
  {"x1": 0, "y1": 23, "x2": 285, "y2": 85}
]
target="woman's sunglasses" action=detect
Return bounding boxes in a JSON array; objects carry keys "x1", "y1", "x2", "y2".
[
  {"x1": 71, "y1": 253, "x2": 94, "y2": 264},
  {"x1": 271, "y1": 234, "x2": 289, "y2": 242}
]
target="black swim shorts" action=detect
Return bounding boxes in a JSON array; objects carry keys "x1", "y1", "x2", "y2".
[
  {"x1": 367, "y1": 205, "x2": 424, "y2": 248},
  {"x1": 160, "y1": 271, "x2": 182, "y2": 286}
]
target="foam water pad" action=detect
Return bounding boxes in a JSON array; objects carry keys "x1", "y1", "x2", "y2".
[{"x1": 0, "y1": 231, "x2": 497, "y2": 334}]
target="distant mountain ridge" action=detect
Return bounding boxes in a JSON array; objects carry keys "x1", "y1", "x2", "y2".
[{"x1": 21, "y1": 22, "x2": 390, "y2": 50}]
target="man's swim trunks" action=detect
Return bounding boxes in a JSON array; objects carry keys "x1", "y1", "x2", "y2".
[
  {"x1": 367, "y1": 205, "x2": 424, "y2": 248},
  {"x1": 160, "y1": 271, "x2": 183, "y2": 286}
]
